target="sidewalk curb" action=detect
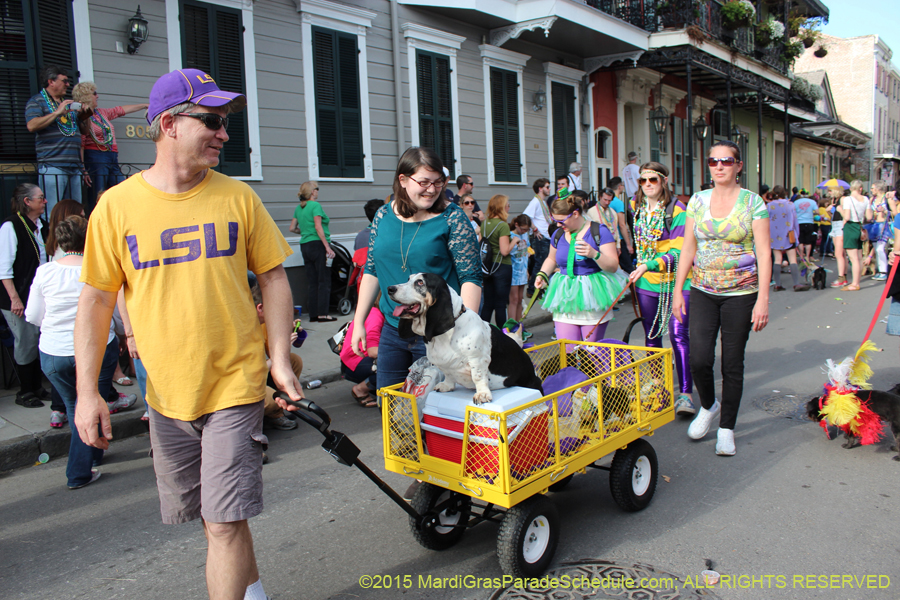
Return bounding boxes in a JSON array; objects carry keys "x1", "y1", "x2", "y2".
[
  {"x1": 0, "y1": 312, "x2": 554, "y2": 473},
  {"x1": 0, "y1": 410, "x2": 149, "y2": 472}
]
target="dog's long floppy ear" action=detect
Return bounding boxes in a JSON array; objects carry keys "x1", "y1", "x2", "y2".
[
  {"x1": 422, "y1": 273, "x2": 455, "y2": 343},
  {"x1": 397, "y1": 318, "x2": 415, "y2": 339}
]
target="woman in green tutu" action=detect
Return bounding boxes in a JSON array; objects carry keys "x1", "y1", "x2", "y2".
[{"x1": 534, "y1": 192, "x2": 626, "y2": 345}]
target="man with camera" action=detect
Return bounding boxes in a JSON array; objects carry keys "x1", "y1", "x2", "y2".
[{"x1": 25, "y1": 65, "x2": 92, "y2": 214}]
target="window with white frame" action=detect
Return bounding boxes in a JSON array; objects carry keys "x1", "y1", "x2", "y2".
[
  {"x1": 403, "y1": 24, "x2": 464, "y2": 179},
  {"x1": 595, "y1": 128, "x2": 612, "y2": 189},
  {"x1": 166, "y1": 0, "x2": 263, "y2": 179},
  {"x1": 480, "y1": 45, "x2": 528, "y2": 185},
  {"x1": 298, "y1": 0, "x2": 375, "y2": 182},
  {"x1": 544, "y1": 62, "x2": 584, "y2": 184}
]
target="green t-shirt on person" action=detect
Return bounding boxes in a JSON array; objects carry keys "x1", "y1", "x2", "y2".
[
  {"x1": 481, "y1": 218, "x2": 512, "y2": 267},
  {"x1": 293, "y1": 200, "x2": 331, "y2": 244}
]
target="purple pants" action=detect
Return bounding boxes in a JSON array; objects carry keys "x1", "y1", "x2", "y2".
[
  {"x1": 636, "y1": 289, "x2": 692, "y2": 394},
  {"x1": 554, "y1": 321, "x2": 608, "y2": 353}
]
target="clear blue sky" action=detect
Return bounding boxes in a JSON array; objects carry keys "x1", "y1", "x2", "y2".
[{"x1": 821, "y1": 0, "x2": 899, "y2": 61}]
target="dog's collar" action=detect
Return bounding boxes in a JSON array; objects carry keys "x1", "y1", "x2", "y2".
[{"x1": 454, "y1": 304, "x2": 466, "y2": 320}]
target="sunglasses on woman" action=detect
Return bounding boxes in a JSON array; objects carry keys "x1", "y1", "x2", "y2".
[
  {"x1": 550, "y1": 213, "x2": 575, "y2": 224},
  {"x1": 638, "y1": 176, "x2": 660, "y2": 185},
  {"x1": 707, "y1": 157, "x2": 737, "y2": 167},
  {"x1": 462, "y1": 201, "x2": 475, "y2": 206},
  {"x1": 175, "y1": 113, "x2": 229, "y2": 130}
]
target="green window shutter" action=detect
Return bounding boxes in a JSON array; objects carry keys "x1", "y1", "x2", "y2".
[
  {"x1": 416, "y1": 50, "x2": 454, "y2": 177},
  {"x1": 551, "y1": 82, "x2": 576, "y2": 179},
  {"x1": 490, "y1": 67, "x2": 520, "y2": 183},
  {"x1": 312, "y1": 26, "x2": 363, "y2": 178},
  {"x1": 0, "y1": 0, "x2": 76, "y2": 164},
  {"x1": 181, "y1": 0, "x2": 250, "y2": 177},
  {"x1": 33, "y1": 0, "x2": 76, "y2": 76}
]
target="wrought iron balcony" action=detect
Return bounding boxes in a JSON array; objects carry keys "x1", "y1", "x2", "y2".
[{"x1": 586, "y1": 0, "x2": 790, "y2": 75}]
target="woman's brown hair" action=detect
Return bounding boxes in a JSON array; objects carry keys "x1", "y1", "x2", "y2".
[
  {"x1": 486, "y1": 194, "x2": 509, "y2": 220},
  {"x1": 550, "y1": 194, "x2": 583, "y2": 217},
  {"x1": 392, "y1": 146, "x2": 447, "y2": 219},
  {"x1": 55, "y1": 215, "x2": 87, "y2": 254},
  {"x1": 46, "y1": 199, "x2": 83, "y2": 256},
  {"x1": 633, "y1": 162, "x2": 673, "y2": 213}
]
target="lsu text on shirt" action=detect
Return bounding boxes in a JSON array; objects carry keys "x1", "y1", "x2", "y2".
[{"x1": 81, "y1": 171, "x2": 292, "y2": 420}]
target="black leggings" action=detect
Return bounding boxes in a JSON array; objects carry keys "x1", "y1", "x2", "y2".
[
  {"x1": 688, "y1": 289, "x2": 756, "y2": 430},
  {"x1": 480, "y1": 263, "x2": 512, "y2": 328},
  {"x1": 300, "y1": 242, "x2": 332, "y2": 318}
]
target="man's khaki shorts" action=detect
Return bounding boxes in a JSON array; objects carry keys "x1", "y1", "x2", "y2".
[{"x1": 148, "y1": 401, "x2": 268, "y2": 524}]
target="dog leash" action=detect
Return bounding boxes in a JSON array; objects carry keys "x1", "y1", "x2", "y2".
[
  {"x1": 860, "y1": 251, "x2": 900, "y2": 345},
  {"x1": 584, "y1": 281, "x2": 637, "y2": 340}
]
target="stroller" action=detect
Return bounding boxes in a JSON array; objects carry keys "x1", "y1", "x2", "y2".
[{"x1": 328, "y1": 242, "x2": 355, "y2": 315}]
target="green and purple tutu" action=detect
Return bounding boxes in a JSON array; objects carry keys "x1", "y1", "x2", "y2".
[{"x1": 541, "y1": 270, "x2": 627, "y2": 315}]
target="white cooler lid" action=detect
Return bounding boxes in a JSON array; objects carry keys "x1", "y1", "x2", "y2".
[{"x1": 422, "y1": 386, "x2": 544, "y2": 421}]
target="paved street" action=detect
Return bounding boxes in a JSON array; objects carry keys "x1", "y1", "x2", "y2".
[{"x1": 1, "y1": 277, "x2": 899, "y2": 600}]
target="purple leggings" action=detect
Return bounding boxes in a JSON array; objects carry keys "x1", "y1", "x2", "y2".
[
  {"x1": 554, "y1": 321, "x2": 608, "y2": 353},
  {"x1": 636, "y1": 289, "x2": 692, "y2": 394}
]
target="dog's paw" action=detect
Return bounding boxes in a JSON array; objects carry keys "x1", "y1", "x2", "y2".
[
  {"x1": 434, "y1": 381, "x2": 455, "y2": 393},
  {"x1": 891, "y1": 445, "x2": 899, "y2": 452},
  {"x1": 893, "y1": 455, "x2": 900, "y2": 462},
  {"x1": 473, "y1": 391, "x2": 493, "y2": 405}
]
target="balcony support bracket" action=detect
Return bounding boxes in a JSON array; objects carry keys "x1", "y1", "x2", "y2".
[
  {"x1": 489, "y1": 16, "x2": 557, "y2": 47},
  {"x1": 584, "y1": 51, "x2": 645, "y2": 75}
]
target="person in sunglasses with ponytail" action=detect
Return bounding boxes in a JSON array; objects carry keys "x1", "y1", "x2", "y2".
[
  {"x1": 626, "y1": 163, "x2": 695, "y2": 417},
  {"x1": 534, "y1": 192, "x2": 626, "y2": 345},
  {"x1": 673, "y1": 140, "x2": 771, "y2": 457}
]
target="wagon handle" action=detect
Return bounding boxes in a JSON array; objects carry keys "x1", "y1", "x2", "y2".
[
  {"x1": 549, "y1": 464, "x2": 569, "y2": 482},
  {"x1": 274, "y1": 391, "x2": 331, "y2": 434},
  {"x1": 403, "y1": 466, "x2": 424, "y2": 475},
  {"x1": 458, "y1": 482, "x2": 484, "y2": 497},
  {"x1": 637, "y1": 425, "x2": 652, "y2": 432}
]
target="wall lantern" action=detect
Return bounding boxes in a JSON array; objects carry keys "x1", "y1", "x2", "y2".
[
  {"x1": 731, "y1": 124, "x2": 744, "y2": 142},
  {"x1": 532, "y1": 86, "x2": 546, "y2": 112},
  {"x1": 693, "y1": 116, "x2": 709, "y2": 141},
  {"x1": 650, "y1": 105, "x2": 669, "y2": 138},
  {"x1": 127, "y1": 6, "x2": 150, "y2": 55}
]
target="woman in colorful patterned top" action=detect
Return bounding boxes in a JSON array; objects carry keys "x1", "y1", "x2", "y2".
[
  {"x1": 626, "y1": 162, "x2": 694, "y2": 416},
  {"x1": 866, "y1": 180, "x2": 891, "y2": 281},
  {"x1": 351, "y1": 147, "x2": 481, "y2": 389},
  {"x1": 71, "y1": 82, "x2": 148, "y2": 213},
  {"x1": 673, "y1": 140, "x2": 771, "y2": 457},
  {"x1": 767, "y1": 185, "x2": 809, "y2": 292},
  {"x1": 534, "y1": 194, "x2": 626, "y2": 346}
]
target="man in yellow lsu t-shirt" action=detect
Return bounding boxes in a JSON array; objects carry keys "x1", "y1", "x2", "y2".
[{"x1": 73, "y1": 69, "x2": 303, "y2": 600}]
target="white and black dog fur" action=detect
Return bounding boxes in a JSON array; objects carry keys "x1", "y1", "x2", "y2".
[{"x1": 388, "y1": 272, "x2": 543, "y2": 404}]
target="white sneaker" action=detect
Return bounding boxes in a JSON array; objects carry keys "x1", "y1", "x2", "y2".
[
  {"x1": 716, "y1": 428, "x2": 736, "y2": 456},
  {"x1": 687, "y1": 399, "x2": 720, "y2": 440},
  {"x1": 108, "y1": 393, "x2": 138, "y2": 414}
]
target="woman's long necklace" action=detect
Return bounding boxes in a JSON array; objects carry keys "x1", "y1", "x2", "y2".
[
  {"x1": 399, "y1": 219, "x2": 422, "y2": 271},
  {"x1": 635, "y1": 200, "x2": 673, "y2": 339},
  {"x1": 40, "y1": 89, "x2": 78, "y2": 137},
  {"x1": 88, "y1": 111, "x2": 114, "y2": 150},
  {"x1": 17, "y1": 212, "x2": 43, "y2": 261}
]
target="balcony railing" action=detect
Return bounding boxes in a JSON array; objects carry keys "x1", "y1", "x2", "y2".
[
  {"x1": 586, "y1": 0, "x2": 789, "y2": 75},
  {"x1": 0, "y1": 162, "x2": 147, "y2": 220}
]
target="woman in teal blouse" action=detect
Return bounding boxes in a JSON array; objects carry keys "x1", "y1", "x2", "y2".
[
  {"x1": 290, "y1": 181, "x2": 337, "y2": 322},
  {"x1": 350, "y1": 147, "x2": 482, "y2": 389}
]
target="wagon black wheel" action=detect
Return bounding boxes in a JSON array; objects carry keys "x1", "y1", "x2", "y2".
[
  {"x1": 548, "y1": 474, "x2": 573, "y2": 492},
  {"x1": 338, "y1": 298, "x2": 352, "y2": 315},
  {"x1": 609, "y1": 438, "x2": 658, "y2": 512},
  {"x1": 409, "y1": 483, "x2": 470, "y2": 550},
  {"x1": 497, "y1": 495, "x2": 559, "y2": 578}
]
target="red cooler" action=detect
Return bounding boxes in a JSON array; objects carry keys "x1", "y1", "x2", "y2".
[{"x1": 421, "y1": 387, "x2": 548, "y2": 476}]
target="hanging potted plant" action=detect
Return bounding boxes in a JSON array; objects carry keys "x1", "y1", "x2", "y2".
[
  {"x1": 755, "y1": 17, "x2": 784, "y2": 48},
  {"x1": 720, "y1": 0, "x2": 756, "y2": 30},
  {"x1": 799, "y1": 28, "x2": 819, "y2": 48},
  {"x1": 782, "y1": 40, "x2": 805, "y2": 64},
  {"x1": 814, "y1": 45, "x2": 828, "y2": 58}
]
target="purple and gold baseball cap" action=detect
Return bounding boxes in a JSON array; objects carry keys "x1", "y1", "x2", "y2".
[{"x1": 147, "y1": 68, "x2": 246, "y2": 125}]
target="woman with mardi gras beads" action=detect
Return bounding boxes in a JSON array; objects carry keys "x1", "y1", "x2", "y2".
[
  {"x1": 626, "y1": 162, "x2": 694, "y2": 416},
  {"x1": 534, "y1": 192, "x2": 625, "y2": 345}
]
